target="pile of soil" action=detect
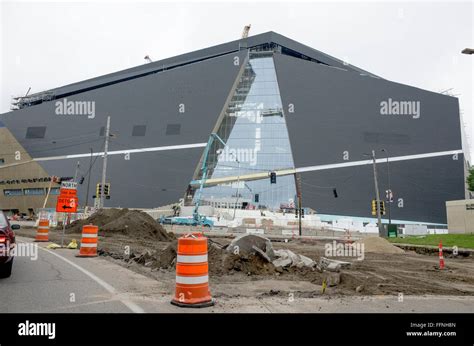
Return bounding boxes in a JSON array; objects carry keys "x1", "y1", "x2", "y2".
[
  {"x1": 355, "y1": 236, "x2": 405, "y2": 254},
  {"x1": 65, "y1": 208, "x2": 174, "y2": 241}
]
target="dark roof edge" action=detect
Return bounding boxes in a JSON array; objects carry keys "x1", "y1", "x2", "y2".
[{"x1": 24, "y1": 31, "x2": 381, "y2": 100}]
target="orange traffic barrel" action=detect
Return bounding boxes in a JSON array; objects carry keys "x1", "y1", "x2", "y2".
[
  {"x1": 76, "y1": 224, "x2": 98, "y2": 257},
  {"x1": 171, "y1": 233, "x2": 214, "y2": 308},
  {"x1": 35, "y1": 219, "x2": 50, "y2": 242}
]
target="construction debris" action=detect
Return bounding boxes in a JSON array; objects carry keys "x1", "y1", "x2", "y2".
[
  {"x1": 318, "y1": 257, "x2": 352, "y2": 272},
  {"x1": 272, "y1": 249, "x2": 316, "y2": 269},
  {"x1": 226, "y1": 234, "x2": 275, "y2": 260}
]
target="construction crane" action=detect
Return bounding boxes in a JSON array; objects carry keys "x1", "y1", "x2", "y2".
[
  {"x1": 241, "y1": 25, "x2": 251, "y2": 38},
  {"x1": 159, "y1": 133, "x2": 227, "y2": 227},
  {"x1": 144, "y1": 55, "x2": 153, "y2": 63}
]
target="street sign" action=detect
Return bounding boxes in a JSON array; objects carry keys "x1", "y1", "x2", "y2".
[
  {"x1": 56, "y1": 196, "x2": 78, "y2": 213},
  {"x1": 61, "y1": 181, "x2": 78, "y2": 189},
  {"x1": 59, "y1": 188, "x2": 77, "y2": 197}
]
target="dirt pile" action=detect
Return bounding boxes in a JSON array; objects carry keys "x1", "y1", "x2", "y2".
[
  {"x1": 65, "y1": 208, "x2": 174, "y2": 241},
  {"x1": 355, "y1": 236, "x2": 405, "y2": 254}
]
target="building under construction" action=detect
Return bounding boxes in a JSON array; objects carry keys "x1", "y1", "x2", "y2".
[{"x1": 0, "y1": 31, "x2": 468, "y2": 224}]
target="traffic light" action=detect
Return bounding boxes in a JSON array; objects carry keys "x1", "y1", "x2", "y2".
[
  {"x1": 96, "y1": 183, "x2": 102, "y2": 196},
  {"x1": 295, "y1": 208, "x2": 298, "y2": 218},
  {"x1": 104, "y1": 183, "x2": 110, "y2": 196},
  {"x1": 254, "y1": 194, "x2": 259, "y2": 203},
  {"x1": 379, "y1": 201, "x2": 386, "y2": 215},
  {"x1": 371, "y1": 199, "x2": 377, "y2": 216},
  {"x1": 333, "y1": 188, "x2": 338, "y2": 198},
  {"x1": 270, "y1": 172, "x2": 276, "y2": 184},
  {"x1": 301, "y1": 208, "x2": 305, "y2": 218},
  {"x1": 386, "y1": 189, "x2": 393, "y2": 202}
]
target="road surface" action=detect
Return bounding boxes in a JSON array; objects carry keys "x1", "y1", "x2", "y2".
[{"x1": 1, "y1": 237, "x2": 474, "y2": 313}]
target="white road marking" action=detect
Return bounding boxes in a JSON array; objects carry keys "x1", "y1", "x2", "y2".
[{"x1": 21, "y1": 239, "x2": 145, "y2": 313}]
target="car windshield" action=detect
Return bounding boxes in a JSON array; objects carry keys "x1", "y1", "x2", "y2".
[{"x1": 0, "y1": 213, "x2": 8, "y2": 228}]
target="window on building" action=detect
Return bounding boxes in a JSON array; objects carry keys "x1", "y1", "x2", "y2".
[
  {"x1": 24, "y1": 188, "x2": 46, "y2": 196},
  {"x1": 132, "y1": 125, "x2": 147, "y2": 136},
  {"x1": 3, "y1": 189, "x2": 23, "y2": 196},
  {"x1": 166, "y1": 124, "x2": 181, "y2": 135},
  {"x1": 0, "y1": 158, "x2": 4, "y2": 166},
  {"x1": 26, "y1": 126, "x2": 46, "y2": 139},
  {"x1": 50, "y1": 188, "x2": 60, "y2": 195}
]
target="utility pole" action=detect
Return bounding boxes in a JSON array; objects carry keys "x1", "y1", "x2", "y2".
[
  {"x1": 381, "y1": 148, "x2": 392, "y2": 225},
  {"x1": 85, "y1": 148, "x2": 93, "y2": 207},
  {"x1": 295, "y1": 174, "x2": 303, "y2": 236},
  {"x1": 99, "y1": 116, "x2": 111, "y2": 209},
  {"x1": 370, "y1": 150, "x2": 384, "y2": 237},
  {"x1": 73, "y1": 161, "x2": 80, "y2": 181},
  {"x1": 232, "y1": 158, "x2": 241, "y2": 220}
]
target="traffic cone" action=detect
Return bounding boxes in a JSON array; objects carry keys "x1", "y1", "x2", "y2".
[
  {"x1": 171, "y1": 233, "x2": 214, "y2": 308},
  {"x1": 35, "y1": 219, "x2": 49, "y2": 242},
  {"x1": 76, "y1": 225, "x2": 98, "y2": 257},
  {"x1": 439, "y1": 240, "x2": 445, "y2": 270}
]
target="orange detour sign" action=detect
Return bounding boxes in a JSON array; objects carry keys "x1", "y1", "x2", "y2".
[
  {"x1": 171, "y1": 233, "x2": 214, "y2": 308},
  {"x1": 76, "y1": 225, "x2": 98, "y2": 257},
  {"x1": 59, "y1": 188, "x2": 77, "y2": 197},
  {"x1": 56, "y1": 196, "x2": 78, "y2": 213},
  {"x1": 35, "y1": 219, "x2": 50, "y2": 242}
]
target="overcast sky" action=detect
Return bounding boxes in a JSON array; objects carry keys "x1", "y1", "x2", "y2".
[{"x1": 1, "y1": 0, "x2": 473, "y2": 160}]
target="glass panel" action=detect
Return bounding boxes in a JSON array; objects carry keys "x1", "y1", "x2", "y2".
[{"x1": 193, "y1": 51, "x2": 297, "y2": 210}]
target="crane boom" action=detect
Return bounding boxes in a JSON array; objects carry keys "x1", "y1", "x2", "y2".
[{"x1": 241, "y1": 25, "x2": 251, "y2": 38}]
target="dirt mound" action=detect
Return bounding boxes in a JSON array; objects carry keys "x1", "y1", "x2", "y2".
[
  {"x1": 355, "y1": 236, "x2": 404, "y2": 254},
  {"x1": 66, "y1": 208, "x2": 173, "y2": 241},
  {"x1": 65, "y1": 208, "x2": 129, "y2": 233}
]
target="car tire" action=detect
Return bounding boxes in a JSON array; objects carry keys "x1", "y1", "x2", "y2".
[{"x1": 0, "y1": 259, "x2": 13, "y2": 278}]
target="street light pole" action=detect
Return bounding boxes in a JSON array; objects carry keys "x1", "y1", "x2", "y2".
[
  {"x1": 233, "y1": 158, "x2": 240, "y2": 220},
  {"x1": 85, "y1": 148, "x2": 93, "y2": 208},
  {"x1": 99, "y1": 116, "x2": 111, "y2": 209},
  {"x1": 381, "y1": 148, "x2": 392, "y2": 225},
  {"x1": 370, "y1": 150, "x2": 384, "y2": 237}
]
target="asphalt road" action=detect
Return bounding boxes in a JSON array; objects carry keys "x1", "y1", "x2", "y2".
[{"x1": 1, "y1": 237, "x2": 474, "y2": 313}]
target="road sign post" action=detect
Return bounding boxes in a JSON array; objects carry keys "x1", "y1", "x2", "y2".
[{"x1": 56, "y1": 182, "x2": 78, "y2": 247}]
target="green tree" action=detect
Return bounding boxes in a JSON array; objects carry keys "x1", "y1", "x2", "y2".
[{"x1": 467, "y1": 167, "x2": 474, "y2": 192}]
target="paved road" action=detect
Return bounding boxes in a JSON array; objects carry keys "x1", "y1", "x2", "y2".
[{"x1": 1, "y1": 237, "x2": 474, "y2": 313}]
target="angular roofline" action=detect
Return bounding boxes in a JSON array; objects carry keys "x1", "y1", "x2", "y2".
[{"x1": 18, "y1": 31, "x2": 381, "y2": 105}]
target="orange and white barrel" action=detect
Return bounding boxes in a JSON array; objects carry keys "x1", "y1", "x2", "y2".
[
  {"x1": 439, "y1": 240, "x2": 445, "y2": 270},
  {"x1": 171, "y1": 233, "x2": 214, "y2": 308},
  {"x1": 35, "y1": 219, "x2": 50, "y2": 242},
  {"x1": 76, "y1": 224, "x2": 98, "y2": 257}
]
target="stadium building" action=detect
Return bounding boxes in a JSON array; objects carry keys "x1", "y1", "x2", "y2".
[{"x1": 0, "y1": 31, "x2": 467, "y2": 224}]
